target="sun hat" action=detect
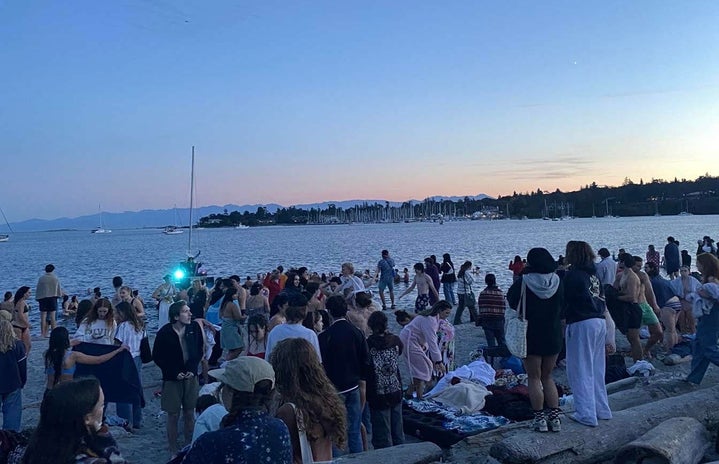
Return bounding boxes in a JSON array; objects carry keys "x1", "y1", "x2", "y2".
[{"x1": 209, "y1": 356, "x2": 275, "y2": 393}]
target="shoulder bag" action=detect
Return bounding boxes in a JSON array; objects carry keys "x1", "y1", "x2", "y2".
[
  {"x1": 287, "y1": 403, "x2": 333, "y2": 464},
  {"x1": 139, "y1": 329, "x2": 153, "y2": 364},
  {"x1": 463, "y1": 274, "x2": 476, "y2": 307},
  {"x1": 504, "y1": 280, "x2": 528, "y2": 358}
]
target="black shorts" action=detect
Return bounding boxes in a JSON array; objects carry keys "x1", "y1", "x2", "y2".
[
  {"x1": 38, "y1": 297, "x2": 58, "y2": 312},
  {"x1": 607, "y1": 299, "x2": 642, "y2": 334},
  {"x1": 625, "y1": 303, "x2": 642, "y2": 331}
]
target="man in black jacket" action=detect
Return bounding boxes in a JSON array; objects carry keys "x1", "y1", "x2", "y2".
[
  {"x1": 152, "y1": 300, "x2": 204, "y2": 454},
  {"x1": 319, "y1": 295, "x2": 370, "y2": 454}
]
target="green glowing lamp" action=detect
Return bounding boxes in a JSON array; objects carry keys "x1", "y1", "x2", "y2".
[{"x1": 173, "y1": 268, "x2": 186, "y2": 281}]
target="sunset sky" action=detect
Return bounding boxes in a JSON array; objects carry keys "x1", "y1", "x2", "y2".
[{"x1": 1, "y1": 1, "x2": 718, "y2": 221}]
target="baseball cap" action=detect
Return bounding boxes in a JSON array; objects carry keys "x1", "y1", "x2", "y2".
[{"x1": 209, "y1": 357, "x2": 275, "y2": 393}]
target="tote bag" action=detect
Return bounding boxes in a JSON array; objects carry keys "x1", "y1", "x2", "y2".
[
  {"x1": 505, "y1": 280, "x2": 528, "y2": 358},
  {"x1": 139, "y1": 330, "x2": 153, "y2": 364},
  {"x1": 287, "y1": 403, "x2": 334, "y2": 464}
]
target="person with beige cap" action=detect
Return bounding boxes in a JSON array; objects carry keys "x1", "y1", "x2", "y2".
[{"x1": 182, "y1": 356, "x2": 292, "y2": 463}]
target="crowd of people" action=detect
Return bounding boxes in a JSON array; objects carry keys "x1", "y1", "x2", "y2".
[{"x1": 1, "y1": 237, "x2": 719, "y2": 463}]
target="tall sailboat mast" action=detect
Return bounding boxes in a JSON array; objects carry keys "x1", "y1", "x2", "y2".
[{"x1": 188, "y1": 146, "x2": 195, "y2": 257}]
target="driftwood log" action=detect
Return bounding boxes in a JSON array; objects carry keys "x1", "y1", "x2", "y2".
[
  {"x1": 614, "y1": 417, "x2": 709, "y2": 464},
  {"x1": 334, "y1": 442, "x2": 443, "y2": 464},
  {"x1": 489, "y1": 385, "x2": 719, "y2": 464}
]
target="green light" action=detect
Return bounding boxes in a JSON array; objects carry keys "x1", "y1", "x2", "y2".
[{"x1": 173, "y1": 268, "x2": 186, "y2": 280}]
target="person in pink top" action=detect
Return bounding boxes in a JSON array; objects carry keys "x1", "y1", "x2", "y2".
[{"x1": 399, "y1": 301, "x2": 451, "y2": 399}]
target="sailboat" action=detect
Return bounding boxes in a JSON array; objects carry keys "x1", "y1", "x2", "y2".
[
  {"x1": 163, "y1": 206, "x2": 184, "y2": 235},
  {"x1": 167, "y1": 147, "x2": 209, "y2": 289},
  {"x1": 0, "y1": 206, "x2": 11, "y2": 242},
  {"x1": 91, "y1": 205, "x2": 111, "y2": 234}
]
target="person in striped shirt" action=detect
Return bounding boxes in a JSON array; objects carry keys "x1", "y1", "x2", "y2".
[{"x1": 477, "y1": 273, "x2": 506, "y2": 347}]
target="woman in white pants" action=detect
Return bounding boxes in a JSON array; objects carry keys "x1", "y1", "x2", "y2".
[{"x1": 563, "y1": 241, "x2": 615, "y2": 427}]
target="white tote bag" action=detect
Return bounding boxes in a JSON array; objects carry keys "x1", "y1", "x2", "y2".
[{"x1": 505, "y1": 280, "x2": 528, "y2": 358}]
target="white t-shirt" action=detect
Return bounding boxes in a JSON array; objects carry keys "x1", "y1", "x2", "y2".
[
  {"x1": 337, "y1": 275, "x2": 366, "y2": 295},
  {"x1": 192, "y1": 403, "x2": 227, "y2": 443},
  {"x1": 114, "y1": 321, "x2": 144, "y2": 357},
  {"x1": 265, "y1": 323, "x2": 322, "y2": 362},
  {"x1": 74, "y1": 319, "x2": 117, "y2": 345}
]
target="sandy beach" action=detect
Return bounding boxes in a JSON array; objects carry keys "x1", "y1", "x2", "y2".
[{"x1": 17, "y1": 314, "x2": 710, "y2": 464}]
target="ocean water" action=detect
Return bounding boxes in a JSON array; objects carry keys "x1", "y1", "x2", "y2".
[{"x1": 1, "y1": 215, "x2": 715, "y2": 333}]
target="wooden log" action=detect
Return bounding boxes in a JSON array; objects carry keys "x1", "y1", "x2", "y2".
[
  {"x1": 334, "y1": 442, "x2": 443, "y2": 464},
  {"x1": 561, "y1": 378, "x2": 709, "y2": 414},
  {"x1": 489, "y1": 385, "x2": 719, "y2": 464},
  {"x1": 605, "y1": 376, "x2": 639, "y2": 395},
  {"x1": 614, "y1": 417, "x2": 709, "y2": 464}
]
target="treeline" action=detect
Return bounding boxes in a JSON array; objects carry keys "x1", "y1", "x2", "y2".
[{"x1": 197, "y1": 174, "x2": 719, "y2": 227}]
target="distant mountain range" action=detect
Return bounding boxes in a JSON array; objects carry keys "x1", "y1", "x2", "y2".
[{"x1": 6, "y1": 194, "x2": 492, "y2": 232}]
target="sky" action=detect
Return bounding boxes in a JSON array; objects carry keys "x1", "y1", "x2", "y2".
[{"x1": 1, "y1": 0, "x2": 718, "y2": 222}]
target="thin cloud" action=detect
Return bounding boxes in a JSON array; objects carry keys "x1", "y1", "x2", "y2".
[{"x1": 478, "y1": 154, "x2": 595, "y2": 181}]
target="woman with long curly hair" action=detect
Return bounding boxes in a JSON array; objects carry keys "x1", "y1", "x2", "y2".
[
  {"x1": 271, "y1": 338, "x2": 347, "y2": 463},
  {"x1": 73, "y1": 298, "x2": 116, "y2": 345}
]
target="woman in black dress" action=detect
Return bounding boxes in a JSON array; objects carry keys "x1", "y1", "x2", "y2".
[{"x1": 507, "y1": 248, "x2": 563, "y2": 433}]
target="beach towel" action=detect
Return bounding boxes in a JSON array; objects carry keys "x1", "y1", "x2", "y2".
[{"x1": 73, "y1": 342, "x2": 145, "y2": 407}]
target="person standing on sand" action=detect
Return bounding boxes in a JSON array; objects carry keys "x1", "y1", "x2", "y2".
[
  {"x1": 507, "y1": 248, "x2": 563, "y2": 433},
  {"x1": 423, "y1": 258, "x2": 441, "y2": 305},
  {"x1": 595, "y1": 248, "x2": 617, "y2": 286},
  {"x1": 613, "y1": 255, "x2": 645, "y2": 362},
  {"x1": 36, "y1": 264, "x2": 64, "y2": 338},
  {"x1": 645, "y1": 245, "x2": 660, "y2": 268},
  {"x1": 670, "y1": 266, "x2": 701, "y2": 335},
  {"x1": 508, "y1": 255, "x2": 524, "y2": 282},
  {"x1": 152, "y1": 301, "x2": 204, "y2": 455},
  {"x1": 398, "y1": 263, "x2": 439, "y2": 313},
  {"x1": 375, "y1": 250, "x2": 396, "y2": 310},
  {"x1": 631, "y1": 256, "x2": 664, "y2": 358},
  {"x1": 319, "y1": 295, "x2": 370, "y2": 455},
  {"x1": 440, "y1": 254, "x2": 458, "y2": 306},
  {"x1": 664, "y1": 236, "x2": 681, "y2": 279},
  {"x1": 152, "y1": 275, "x2": 177, "y2": 330},
  {"x1": 11, "y1": 286, "x2": 32, "y2": 354},
  {"x1": 563, "y1": 241, "x2": 614, "y2": 429},
  {"x1": 111, "y1": 276, "x2": 123, "y2": 307},
  {"x1": 454, "y1": 261, "x2": 479, "y2": 325},
  {"x1": 477, "y1": 273, "x2": 506, "y2": 347}
]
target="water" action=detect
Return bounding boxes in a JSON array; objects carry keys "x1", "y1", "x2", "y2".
[{"x1": 1, "y1": 215, "x2": 715, "y2": 333}]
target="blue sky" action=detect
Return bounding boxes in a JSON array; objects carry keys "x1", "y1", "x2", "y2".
[{"x1": 1, "y1": 1, "x2": 718, "y2": 221}]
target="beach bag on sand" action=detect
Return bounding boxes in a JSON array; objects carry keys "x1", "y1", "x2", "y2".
[
  {"x1": 139, "y1": 330, "x2": 152, "y2": 364},
  {"x1": 504, "y1": 280, "x2": 527, "y2": 358}
]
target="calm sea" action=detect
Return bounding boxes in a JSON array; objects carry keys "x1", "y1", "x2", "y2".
[{"x1": 1, "y1": 215, "x2": 715, "y2": 333}]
